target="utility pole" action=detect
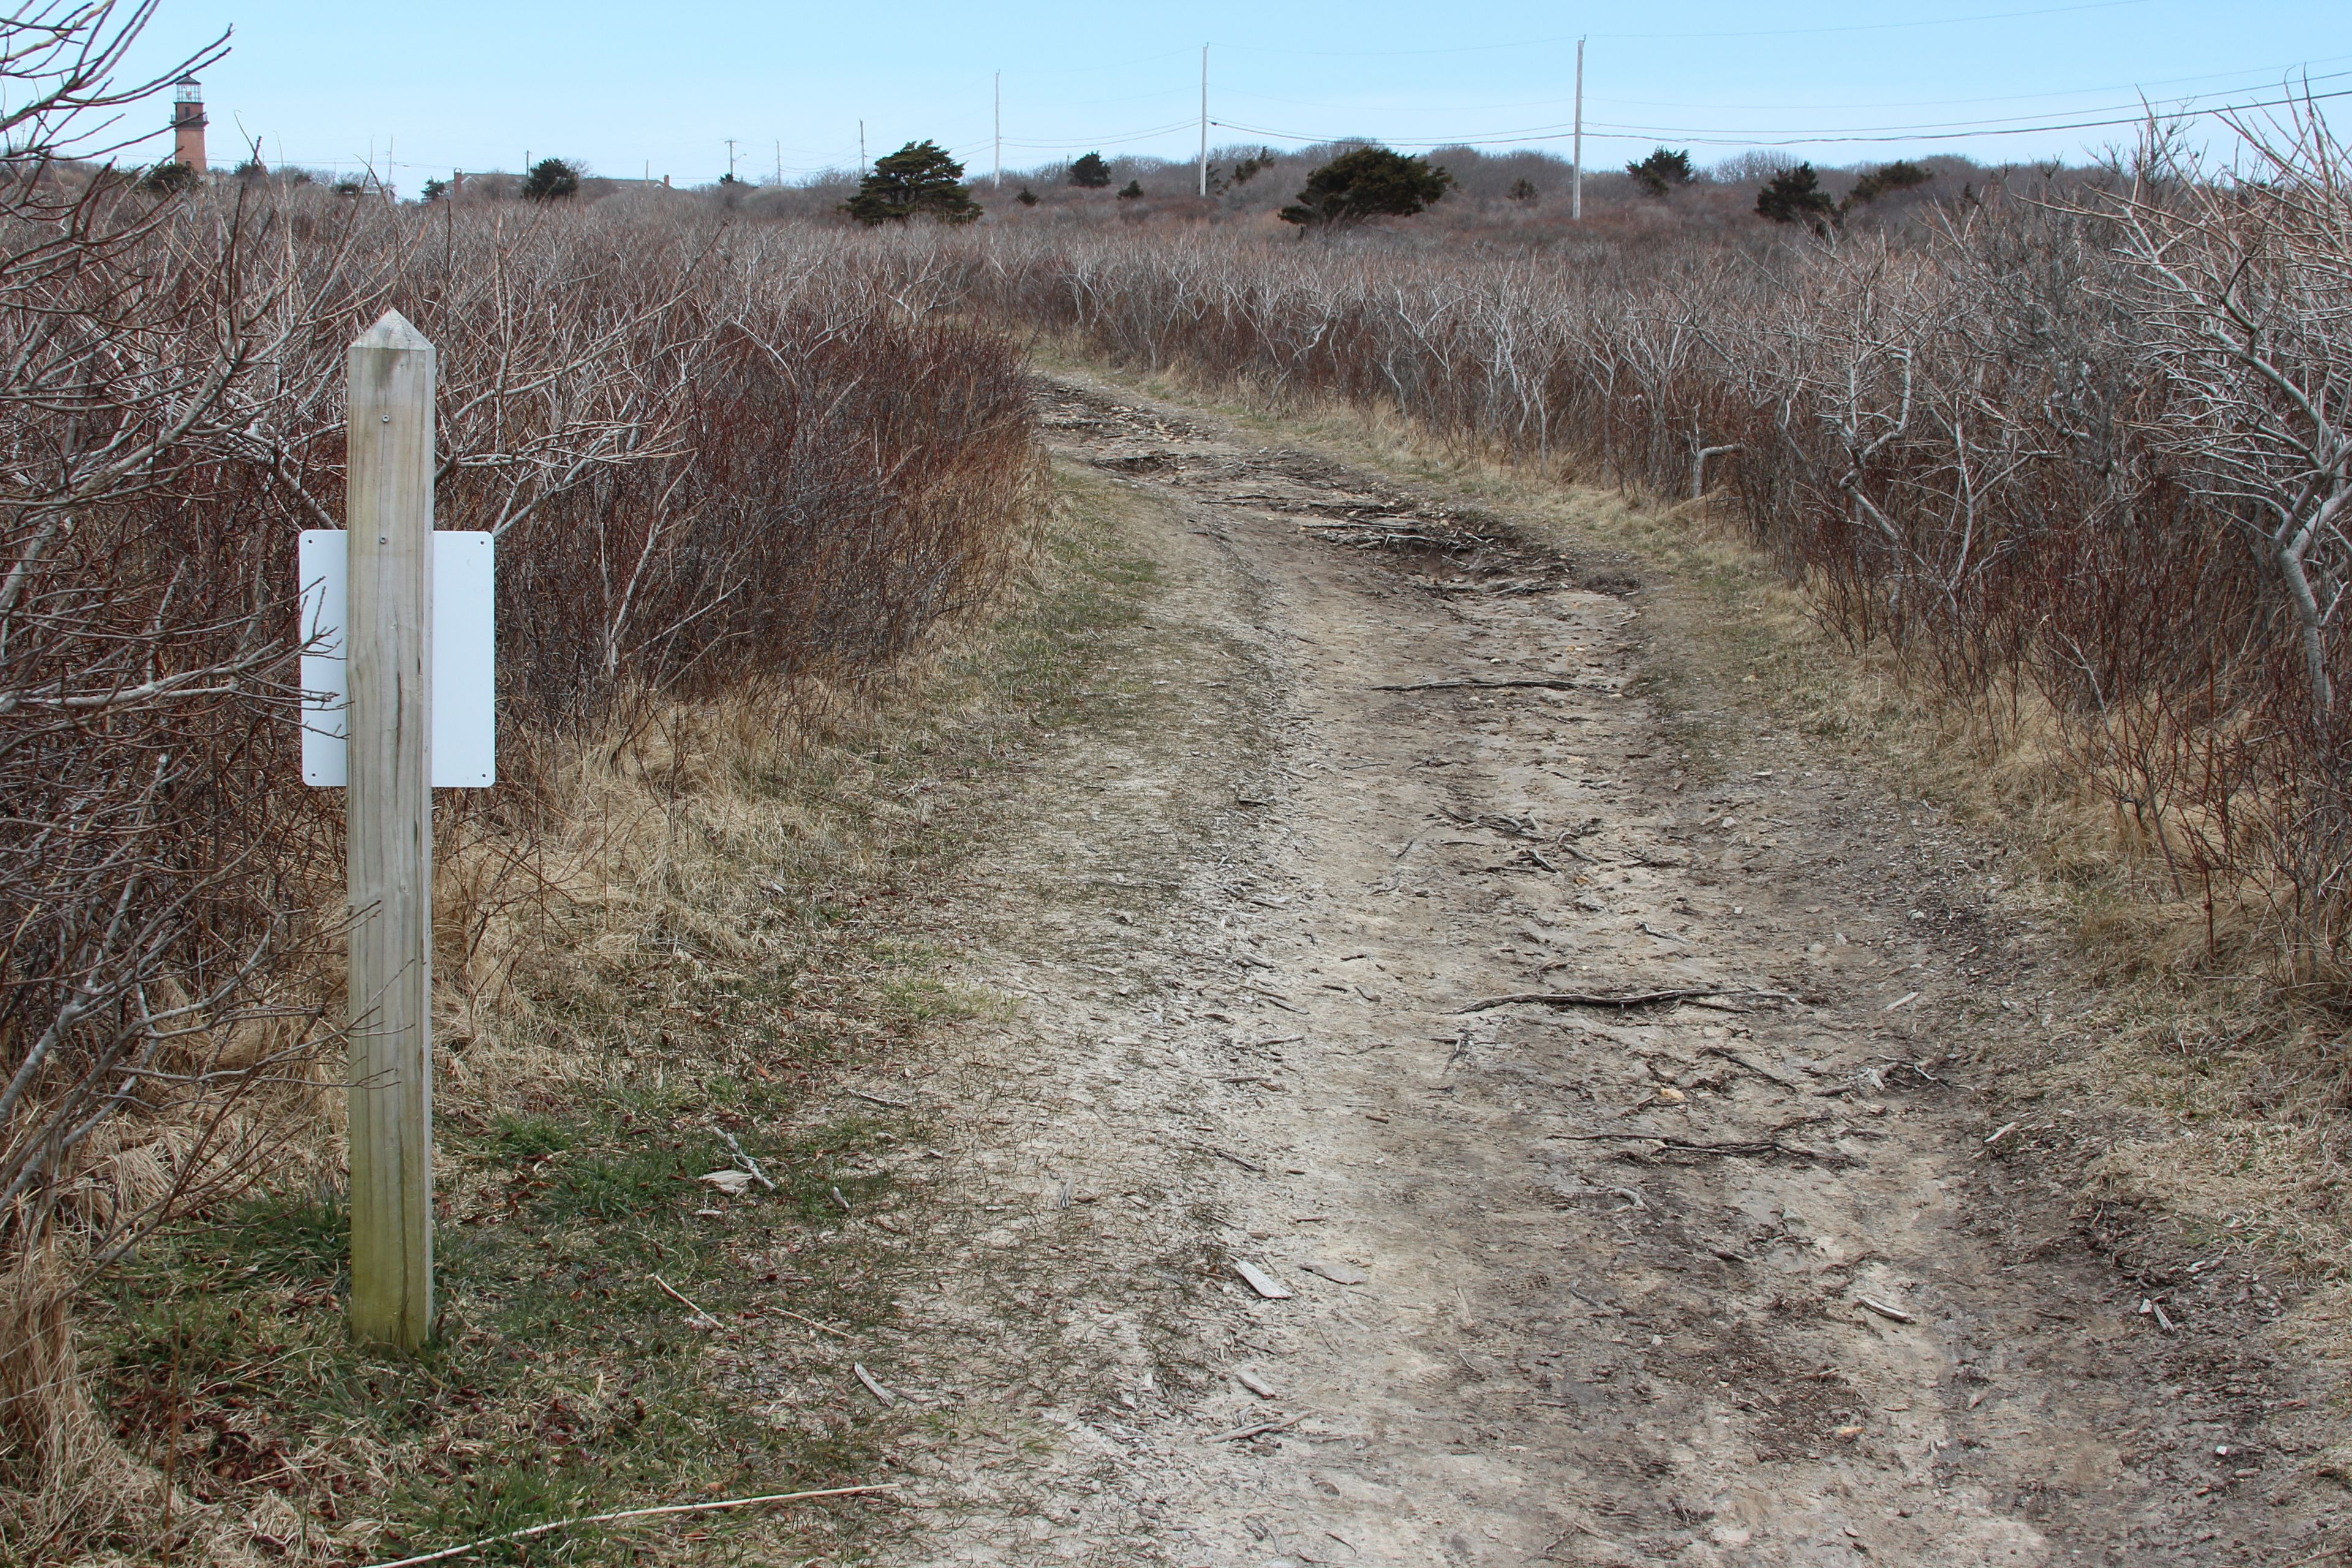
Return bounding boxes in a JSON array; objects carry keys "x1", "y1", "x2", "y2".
[
  {"x1": 775, "y1": 140, "x2": 782, "y2": 185},
  {"x1": 859, "y1": 120, "x2": 866, "y2": 170},
  {"x1": 1198, "y1": 44, "x2": 1209, "y2": 198},
  {"x1": 1572, "y1": 37, "x2": 1585, "y2": 222},
  {"x1": 994, "y1": 71, "x2": 1003, "y2": 187},
  {"x1": 725, "y1": 137, "x2": 738, "y2": 182}
]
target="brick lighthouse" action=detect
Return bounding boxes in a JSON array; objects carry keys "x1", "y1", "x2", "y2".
[{"x1": 172, "y1": 77, "x2": 206, "y2": 174}]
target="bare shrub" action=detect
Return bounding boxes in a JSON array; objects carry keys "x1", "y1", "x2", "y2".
[
  {"x1": 901, "y1": 117, "x2": 2352, "y2": 983},
  {"x1": 0, "y1": 15, "x2": 1037, "y2": 1544}
]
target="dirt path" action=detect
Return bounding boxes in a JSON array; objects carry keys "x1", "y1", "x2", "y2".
[{"x1": 860, "y1": 370, "x2": 2341, "y2": 1566}]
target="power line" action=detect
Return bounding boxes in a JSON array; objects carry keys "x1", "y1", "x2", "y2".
[
  {"x1": 1210, "y1": 81, "x2": 2352, "y2": 154},
  {"x1": 1000, "y1": 121, "x2": 1198, "y2": 151},
  {"x1": 1585, "y1": 69, "x2": 2352, "y2": 141},
  {"x1": 1213, "y1": 0, "x2": 2160, "y2": 60},
  {"x1": 1212, "y1": 51, "x2": 2352, "y2": 119}
]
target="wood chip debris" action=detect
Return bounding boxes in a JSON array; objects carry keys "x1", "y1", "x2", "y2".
[
  {"x1": 1298, "y1": 1259, "x2": 1370, "y2": 1285},
  {"x1": 1234, "y1": 1368, "x2": 1278, "y2": 1398},
  {"x1": 1858, "y1": 1296, "x2": 1917, "y2": 1324},
  {"x1": 1232, "y1": 1261, "x2": 1294, "y2": 1299}
]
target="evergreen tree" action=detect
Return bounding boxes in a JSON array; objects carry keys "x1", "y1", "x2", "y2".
[
  {"x1": 1117, "y1": 179, "x2": 1143, "y2": 200},
  {"x1": 1230, "y1": 148, "x2": 1276, "y2": 185},
  {"x1": 1755, "y1": 163, "x2": 1837, "y2": 228},
  {"x1": 1844, "y1": 160, "x2": 1932, "y2": 209},
  {"x1": 844, "y1": 141, "x2": 982, "y2": 224},
  {"x1": 521, "y1": 157, "x2": 581, "y2": 201},
  {"x1": 1016, "y1": 186, "x2": 1039, "y2": 206},
  {"x1": 1068, "y1": 151, "x2": 1112, "y2": 188},
  {"x1": 1627, "y1": 146, "x2": 1695, "y2": 197},
  {"x1": 1279, "y1": 146, "x2": 1452, "y2": 227}
]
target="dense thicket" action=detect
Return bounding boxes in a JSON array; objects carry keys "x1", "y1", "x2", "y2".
[
  {"x1": 0, "y1": 30, "x2": 1034, "y2": 1508},
  {"x1": 900, "y1": 115, "x2": 2351, "y2": 982}
]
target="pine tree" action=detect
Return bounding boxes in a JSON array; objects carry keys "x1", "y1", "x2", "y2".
[
  {"x1": 1755, "y1": 163, "x2": 1837, "y2": 229},
  {"x1": 1229, "y1": 148, "x2": 1276, "y2": 186},
  {"x1": 844, "y1": 141, "x2": 982, "y2": 225},
  {"x1": 1279, "y1": 146, "x2": 1452, "y2": 227},
  {"x1": 1844, "y1": 160, "x2": 1932, "y2": 209},
  {"x1": 521, "y1": 157, "x2": 581, "y2": 201},
  {"x1": 1627, "y1": 147, "x2": 1695, "y2": 198},
  {"x1": 1069, "y1": 152, "x2": 1112, "y2": 188}
]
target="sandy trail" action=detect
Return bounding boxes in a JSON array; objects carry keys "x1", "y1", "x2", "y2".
[{"x1": 862, "y1": 370, "x2": 2336, "y2": 1566}]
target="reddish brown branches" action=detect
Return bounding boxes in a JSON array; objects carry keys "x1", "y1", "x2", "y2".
[
  {"x1": 0, "y1": 13, "x2": 1038, "y2": 1522},
  {"x1": 924, "y1": 117, "x2": 2352, "y2": 978}
]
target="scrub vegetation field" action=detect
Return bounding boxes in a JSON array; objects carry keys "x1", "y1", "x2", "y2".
[{"x1": 11, "y1": 2, "x2": 2352, "y2": 1562}]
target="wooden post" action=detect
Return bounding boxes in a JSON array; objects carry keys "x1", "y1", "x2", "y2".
[{"x1": 345, "y1": 310, "x2": 436, "y2": 1349}]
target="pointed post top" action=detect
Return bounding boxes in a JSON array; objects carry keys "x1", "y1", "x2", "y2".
[{"x1": 353, "y1": 309, "x2": 432, "y2": 353}]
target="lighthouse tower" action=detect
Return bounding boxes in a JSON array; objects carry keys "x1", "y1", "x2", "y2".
[{"x1": 172, "y1": 77, "x2": 206, "y2": 174}]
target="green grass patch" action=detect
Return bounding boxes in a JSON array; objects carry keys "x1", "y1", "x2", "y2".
[{"x1": 92, "y1": 1086, "x2": 907, "y2": 1562}]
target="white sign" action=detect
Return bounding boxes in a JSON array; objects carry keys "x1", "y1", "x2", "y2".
[{"x1": 299, "y1": 529, "x2": 497, "y2": 788}]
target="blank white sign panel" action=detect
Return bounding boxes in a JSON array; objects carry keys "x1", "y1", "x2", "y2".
[{"x1": 299, "y1": 530, "x2": 497, "y2": 788}]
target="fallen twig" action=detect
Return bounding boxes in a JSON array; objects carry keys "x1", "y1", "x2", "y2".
[
  {"x1": 650, "y1": 1273, "x2": 722, "y2": 1330},
  {"x1": 1547, "y1": 1113, "x2": 1844, "y2": 1163},
  {"x1": 2274, "y1": 1543, "x2": 2351, "y2": 1568},
  {"x1": 358, "y1": 1485, "x2": 901, "y2": 1568},
  {"x1": 769, "y1": 1305, "x2": 855, "y2": 1340},
  {"x1": 1207, "y1": 1411, "x2": 1306, "y2": 1442},
  {"x1": 716, "y1": 1129, "x2": 777, "y2": 1190},
  {"x1": 1700, "y1": 1044, "x2": 1806, "y2": 1091},
  {"x1": 1373, "y1": 678, "x2": 1583, "y2": 693},
  {"x1": 1454, "y1": 987, "x2": 1795, "y2": 1014},
  {"x1": 853, "y1": 1363, "x2": 897, "y2": 1406}
]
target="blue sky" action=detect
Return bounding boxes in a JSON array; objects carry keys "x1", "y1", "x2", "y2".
[{"x1": 123, "y1": 0, "x2": 2347, "y2": 190}]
